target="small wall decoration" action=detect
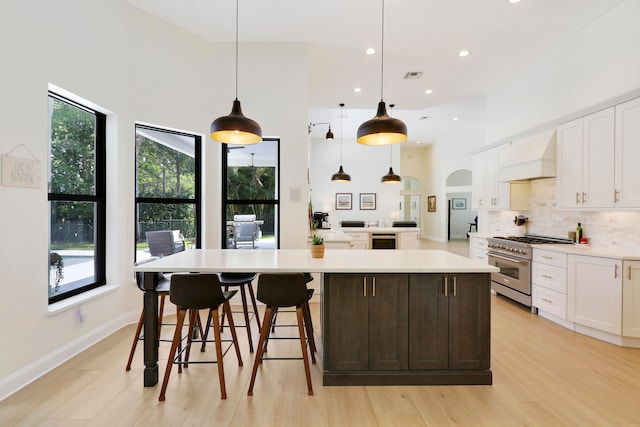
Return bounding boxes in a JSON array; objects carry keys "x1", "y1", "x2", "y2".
[
  {"x1": 427, "y1": 195, "x2": 436, "y2": 212},
  {"x1": 452, "y1": 198, "x2": 466, "y2": 210},
  {"x1": 359, "y1": 193, "x2": 376, "y2": 210},
  {"x1": 1, "y1": 144, "x2": 41, "y2": 189},
  {"x1": 335, "y1": 193, "x2": 352, "y2": 210}
]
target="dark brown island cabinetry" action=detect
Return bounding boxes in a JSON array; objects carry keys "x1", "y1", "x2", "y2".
[{"x1": 322, "y1": 273, "x2": 491, "y2": 386}]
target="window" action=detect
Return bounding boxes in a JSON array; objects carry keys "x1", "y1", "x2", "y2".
[
  {"x1": 48, "y1": 93, "x2": 106, "y2": 303},
  {"x1": 135, "y1": 125, "x2": 201, "y2": 261},
  {"x1": 222, "y1": 139, "x2": 280, "y2": 249}
]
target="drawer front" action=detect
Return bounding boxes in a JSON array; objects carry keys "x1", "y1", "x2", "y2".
[
  {"x1": 533, "y1": 249, "x2": 568, "y2": 268},
  {"x1": 533, "y1": 285, "x2": 567, "y2": 319},
  {"x1": 532, "y1": 263, "x2": 567, "y2": 293},
  {"x1": 471, "y1": 237, "x2": 488, "y2": 250},
  {"x1": 346, "y1": 232, "x2": 368, "y2": 241}
]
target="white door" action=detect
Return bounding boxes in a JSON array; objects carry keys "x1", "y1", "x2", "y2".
[
  {"x1": 556, "y1": 118, "x2": 584, "y2": 209},
  {"x1": 568, "y1": 254, "x2": 622, "y2": 334},
  {"x1": 582, "y1": 107, "x2": 615, "y2": 208},
  {"x1": 615, "y1": 97, "x2": 640, "y2": 208},
  {"x1": 623, "y1": 260, "x2": 640, "y2": 338}
]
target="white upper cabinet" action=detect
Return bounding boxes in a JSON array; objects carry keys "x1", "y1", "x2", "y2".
[
  {"x1": 472, "y1": 145, "x2": 530, "y2": 211},
  {"x1": 557, "y1": 97, "x2": 640, "y2": 210},
  {"x1": 614, "y1": 97, "x2": 640, "y2": 208},
  {"x1": 556, "y1": 107, "x2": 615, "y2": 209}
]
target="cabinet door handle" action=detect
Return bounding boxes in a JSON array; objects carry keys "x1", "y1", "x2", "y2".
[
  {"x1": 614, "y1": 264, "x2": 619, "y2": 279},
  {"x1": 363, "y1": 277, "x2": 367, "y2": 297},
  {"x1": 542, "y1": 255, "x2": 553, "y2": 259},
  {"x1": 444, "y1": 276, "x2": 448, "y2": 297},
  {"x1": 614, "y1": 189, "x2": 620, "y2": 203},
  {"x1": 582, "y1": 192, "x2": 586, "y2": 203},
  {"x1": 542, "y1": 298, "x2": 553, "y2": 304},
  {"x1": 541, "y1": 274, "x2": 553, "y2": 279},
  {"x1": 372, "y1": 276, "x2": 376, "y2": 297},
  {"x1": 453, "y1": 276, "x2": 457, "y2": 296},
  {"x1": 628, "y1": 266, "x2": 632, "y2": 280},
  {"x1": 576, "y1": 192, "x2": 580, "y2": 204}
]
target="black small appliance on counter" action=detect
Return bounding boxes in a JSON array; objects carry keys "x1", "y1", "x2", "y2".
[{"x1": 313, "y1": 212, "x2": 330, "y2": 229}]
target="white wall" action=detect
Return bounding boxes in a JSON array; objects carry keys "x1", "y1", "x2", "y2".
[
  {"x1": 0, "y1": 0, "x2": 309, "y2": 399},
  {"x1": 483, "y1": 0, "x2": 640, "y2": 244},
  {"x1": 486, "y1": 0, "x2": 640, "y2": 142},
  {"x1": 309, "y1": 135, "x2": 401, "y2": 227}
]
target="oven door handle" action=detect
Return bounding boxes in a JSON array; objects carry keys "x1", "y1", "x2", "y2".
[{"x1": 489, "y1": 253, "x2": 528, "y2": 266}]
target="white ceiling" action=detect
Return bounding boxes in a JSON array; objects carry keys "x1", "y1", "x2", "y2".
[{"x1": 127, "y1": 0, "x2": 623, "y2": 146}]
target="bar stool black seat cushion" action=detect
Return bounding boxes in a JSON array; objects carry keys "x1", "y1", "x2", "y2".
[
  {"x1": 170, "y1": 273, "x2": 236, "y2": 309},
  {"x1": 257, "y1": 273, "x2": 309, "y2": 308}
]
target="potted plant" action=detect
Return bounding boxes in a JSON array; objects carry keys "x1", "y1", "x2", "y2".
[
  {"x1": 310, "y1": 234, "x2": 325, "y2": 258},
  {"x1": 50, "y1": 252, "x2": 64, "y2": 292}
]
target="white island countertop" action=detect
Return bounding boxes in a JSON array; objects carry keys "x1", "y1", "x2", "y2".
[{"x1": 134, "y1": 249, "x2": 498, "y2": 274}]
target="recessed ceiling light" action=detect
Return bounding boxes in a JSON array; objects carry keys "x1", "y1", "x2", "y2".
[
  {"x1": 459, "y1": 50, "x2": 470, "y2": 57},
  {"x1": 424, "y1": 89, "x2": 433, "y2": 94},
  {"x1": 453, "y1": 117, "x2": 459, "y2": 121},
  {"x1": 366, "y1": 48, "x2": 376, "y2": 55},
  {"x1": 416, "y1": 141, "x2": 421, "y2": 144},
  {"x1": 354, "y1": 87, "x2": 362, "y2": 93},
  {"x1": 509, "y1": 0, "x2": 521, "y2": 3}
]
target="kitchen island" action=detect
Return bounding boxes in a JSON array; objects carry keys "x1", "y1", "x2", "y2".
[{"x1": 134, "y1": 249, "x2": 498, "y2": 387}]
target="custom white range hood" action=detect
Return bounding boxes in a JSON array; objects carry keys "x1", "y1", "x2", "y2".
[{"x1": 498, "y1": 129, "x2": 557, "y2": 182}]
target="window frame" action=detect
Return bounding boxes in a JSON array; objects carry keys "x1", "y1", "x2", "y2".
[
  {"x1": 221, "y1": 138, "x2": 280, "y2": 249},
  {"x1": 134, "y1": 124, "x2": 202, "y2": 261},
  {"x1": 48, "y1": 92, "x2": 106, "y2": 304}
]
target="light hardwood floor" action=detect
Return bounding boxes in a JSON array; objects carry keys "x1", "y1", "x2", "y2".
[{"x1": 3, "y1": 243, "x2": 640, "y2": 426}]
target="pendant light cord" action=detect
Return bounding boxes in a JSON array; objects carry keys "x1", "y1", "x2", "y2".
[
  {"x1": 340, "y1": 103, "x2": 344, "y2": 164},
  {"x1": 235, "y1": 0, "x2": 239, "y2": 101},
  {"x1": 380, "y1": 0, "x2": 385, "y2": 102}
]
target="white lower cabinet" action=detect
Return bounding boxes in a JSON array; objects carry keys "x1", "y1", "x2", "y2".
[
  {"x1": 398, "y1": 231, "x2": 420, "y2": 250},
  {"x1": 532, "y1": 249, "x2": 568, "y2": 319},
  {"x1": 345, "y1": 232, "x2": 368, "y2": 249},
  {"x1": 469, "y1": 236, "x2": 488, "y2": 264},
  {"x1": 568, "y1": 254, "x2": 622, "y2": 335},
  {"x1": 623, "y1": 260, "x2": 640, "y2": 338}
]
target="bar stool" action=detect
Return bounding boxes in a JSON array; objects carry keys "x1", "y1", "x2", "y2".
[
  {"x1": 159, "y1": 273, "x2": 243, "y2": 401},
  {"x1": 216, "y1": 273, "x2": 261, "y2": 352},
  {"x1": 269, "y1": 273, "x2": 316, "y2": 354},
  {"x1": 126, "y1": 257, "x2": 171, "y2": 371},
  {"x1": 248, "y1": 273, "x2": 315, "y2": 396}
]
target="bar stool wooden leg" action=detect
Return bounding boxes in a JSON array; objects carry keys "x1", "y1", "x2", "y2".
[
  {"x1": 302, "y1": 302, "x2": 316, "y2": 363},
  {"x1": 210, "y1": 307, "x2": 227, "y2": 400},
  {"x1": 248, "y1": 306, "x2": 274, "y2": 396},
  {"x1": 125, "y1": 309, "x2": 145, "y2": 371},
  {"x1": 159, "y1": 308, "x2": 186, "y2": 401},
  {"x1": 296, "y1": 306, "x2": 313, "y2": 396},
  {"x1": 223, "y1": 300, "x2": 243, "y2": 366}
]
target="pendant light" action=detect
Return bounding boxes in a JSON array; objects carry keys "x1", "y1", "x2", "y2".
[
  {"x1": 357, "y1": 0, "x2": 407, "y2": 146},
  {"x1": 381, "y1": 104, "x2": 401, "y2": 184},
  {"x1": 308, "y1": 122, "x2": 334, "y2": 140},
  {"x1": 331, "y1": 103, "x2": 351, "y2": 182},
  {"x1": 210, "y1": 0, "x2": 262, "y2": 145}
]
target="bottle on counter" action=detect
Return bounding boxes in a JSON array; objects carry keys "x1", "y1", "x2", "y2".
[{"x1": 576, "y1": 223, "x2": 583, "y2": 243}]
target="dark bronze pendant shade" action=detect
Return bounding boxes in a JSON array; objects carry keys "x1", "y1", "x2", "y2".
[
  {"x1": 357, "y1": 101, "x2": 407, "y2": 146},
  {"x1": 210, "y1": 99, "x2": 262, "y2": 145},
  {"x1": 210, "y1": 0, "x2": 262, "y2": 145},
  {"x1": 331, "y1": 103, "x2": 351, "y2": 182},
  {"x1": 325, "y1": 126, "x2": 334, "y2": 140},
  {"x1": 357, "y1": 0, "x2": 407, "y2": 146},
  {"x1": 331, "y1": 165, "x2": 351, "y2": 182},
  {"x1": 380, "y1": 166, "x2": 401, "y2": 184}
]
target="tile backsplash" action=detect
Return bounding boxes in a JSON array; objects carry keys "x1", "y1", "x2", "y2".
[{"x1": 486, "y1": 178, "x2": 640, "y2": 252}]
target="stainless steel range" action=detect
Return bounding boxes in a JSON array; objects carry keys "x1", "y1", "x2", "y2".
[{"x1": 487, "y1": 235, "x2": 573, "y2": 312}]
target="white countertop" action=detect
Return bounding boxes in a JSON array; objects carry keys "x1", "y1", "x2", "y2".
[
  {"x1": 531, "y1": 243, "x2": 640, "y2": 260},
  {"x1": 134, "y1": 249, "x2": 498, "y2": 274},
  {"x1": 316, "y1": 230, "x2": 352, "y2": 243}
]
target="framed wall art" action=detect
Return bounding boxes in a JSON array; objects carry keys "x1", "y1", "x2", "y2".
[
  {"x1": 359, "y1": 193, "x2": 376, "y2": 210},
  {"x1": 452, "y1": 198, "x2": 466, "y2": 210},
  {"x1": 427, "y1": 195, "x2": 436, "y2": 212},
  {"x1": 335, "y1": 193, "x2": 352, "y2": 210}
]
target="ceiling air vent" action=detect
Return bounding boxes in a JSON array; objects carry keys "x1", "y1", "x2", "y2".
[{"x1": 404, "y1": 71, "x2": 423, "y2": 79}]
